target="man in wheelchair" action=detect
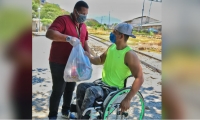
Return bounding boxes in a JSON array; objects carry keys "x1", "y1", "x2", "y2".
[{"x1": 76, "y1": 23, "x2": 144, "y2": 119}]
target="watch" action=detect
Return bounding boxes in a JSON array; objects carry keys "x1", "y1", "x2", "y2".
[{"x1": 66, "y1": 36, "x2": 71, "y2": 42}]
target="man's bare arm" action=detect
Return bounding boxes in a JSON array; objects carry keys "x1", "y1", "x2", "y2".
[
  {"x1": 46, "y1": 29, "x2": 67, "y2": 42},
  {"x1": 124, "y1": 51, "x2": 144, "y2": 101},
  {"x1": 85, "y1": 45, "x2": 111, "y2": 65},
  {"x1": 120, "y1": 50, "x2": 144, "y2": 112}
]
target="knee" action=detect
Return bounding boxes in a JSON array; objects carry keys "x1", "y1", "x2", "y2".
[
  {"x1": 85, "y1": 86, "x2": 104, "y2": 98},
  {"x1": 77, "y1": 83, "x2": 89, "y2": 94},
  {"x1": 85, "y1": 86, "x2": 96, "y2": 95}
]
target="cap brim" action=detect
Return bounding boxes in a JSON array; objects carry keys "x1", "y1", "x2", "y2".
[{"x1": 130, "y1": 34, "x2": 136, "y2": 38}]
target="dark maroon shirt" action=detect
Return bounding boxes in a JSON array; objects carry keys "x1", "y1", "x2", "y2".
[{"x1": 48, "y1": 15, "x2": 88, "y2": 64}]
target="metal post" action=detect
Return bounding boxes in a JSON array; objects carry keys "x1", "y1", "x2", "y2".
[
  {"x1": 141, "y1": 0, "x2": 145, "y2": 30},
  {"x1": 109, "y1": 11, "x2": 110, "y2": 28},
  {"x1": 38, "y1": 7, "x2": 41, "y2": 32},
  {"x1": 148, "y1": 1, "x2": 152, "y2": 23},
  {"x1": 101, "y1": 16, "x2": 103, "y2": 24}
]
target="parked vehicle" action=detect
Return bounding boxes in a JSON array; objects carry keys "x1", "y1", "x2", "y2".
[{"x1": 148, "y1": 28, "x2": 158, "y2": 33}]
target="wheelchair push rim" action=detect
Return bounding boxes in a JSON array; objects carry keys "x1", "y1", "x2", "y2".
[{"x1": 103, "y1": 88, "x2": 145, "y2": 120}]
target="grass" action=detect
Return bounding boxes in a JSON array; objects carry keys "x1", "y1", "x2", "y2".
[{"x1": 88, "y1": 29, "x2": 162, "y2": 53}]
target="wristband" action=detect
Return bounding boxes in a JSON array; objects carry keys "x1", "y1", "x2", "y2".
[{"x1": 66, "y1": 36, "x2": 72, "y2": 42}]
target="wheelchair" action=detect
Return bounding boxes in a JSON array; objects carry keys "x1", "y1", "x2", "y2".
[{"x1": 72, "y1": 75, "x2": 145, "y2": 120}]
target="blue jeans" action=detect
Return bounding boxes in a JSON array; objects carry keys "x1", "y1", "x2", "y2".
[
  {"x1": 48, "y1": 62, "x2": 76, "y2": 118},
  {"x1": 76, "y1": 80, "x2": 118, "y2": 119}
]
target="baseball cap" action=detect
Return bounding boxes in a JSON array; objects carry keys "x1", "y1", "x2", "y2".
[{"x1": 114, "y1": 23, "x2": 136, "y2": 38}]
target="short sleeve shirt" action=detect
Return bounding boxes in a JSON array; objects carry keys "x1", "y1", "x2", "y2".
[{"x1": 48, "y1": 15, "x2": 88, "y2": 64}]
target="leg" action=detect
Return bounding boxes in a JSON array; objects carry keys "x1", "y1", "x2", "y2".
[
  {"x1": 48, "y1": 62, "x2": 66, "y2": 118},
  {"x1": 81, "y1": 86, "x2": 105, "y2": 118},
  {"x1": 62, "y1": 82, "x2": 76, "y2": 113},
  {"x1": 76, "y1": 83, "x2": 96, "y2": 118}
]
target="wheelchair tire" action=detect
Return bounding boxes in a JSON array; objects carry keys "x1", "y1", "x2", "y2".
[{"x1": 102, "y1": 87, "x2": 145, "y2": 120}]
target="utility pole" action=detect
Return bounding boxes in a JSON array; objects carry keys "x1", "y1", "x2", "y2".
[
  {"x1": 38, "y1": 7, "x2": 41, "y2": 32},
  {"x1": 140, "y1": 0, "x2": 145, "y2": 30},
  {"x1": 148, "y1": 0, "x2": 162, "y2": 23},
  {"x1": 109, "y1": 11, "x2": 110, "y2": 28},
  {"x1": 101, "y1": 16, "x2": 104, "y2": 24},
  {"x1": 148, "y1": 1, "x2": 152, "y2": 23}
]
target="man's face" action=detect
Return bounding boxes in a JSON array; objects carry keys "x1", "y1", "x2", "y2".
[
  {"x1": 74, "y1": 7, "x2": 88, "y2": 22},
  {"x1": 113, "y1": 29, "x2": 123, "y2": 42}
]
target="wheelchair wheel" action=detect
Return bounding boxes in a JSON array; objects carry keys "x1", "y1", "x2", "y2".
[{"x1": 103, "y1": 87, "x2": 145, "y2": 120}]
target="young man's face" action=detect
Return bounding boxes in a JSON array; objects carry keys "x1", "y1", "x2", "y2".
[{"x1": 113, "y1": 29, "x2": 123, "y2": 42}]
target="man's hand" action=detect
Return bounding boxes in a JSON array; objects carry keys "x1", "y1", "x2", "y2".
[
  {"x1": 120, "y1": 98, "x2": 131, "y2": 113},
  {"x1": 67, "y1": 36, "x2": 80, "y2": 47}
]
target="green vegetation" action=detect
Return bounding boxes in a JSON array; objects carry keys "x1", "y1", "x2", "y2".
[
  {"x1": 85, "y1": 19, "x2": 101, "y2": 26},
  {"x1": 32, "y1": 0, "x2": 70, "y2": 26}
]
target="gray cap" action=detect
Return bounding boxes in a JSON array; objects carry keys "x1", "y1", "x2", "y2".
[{"x1": 115, "y1": 23, "x2": 136, "y2": 38}]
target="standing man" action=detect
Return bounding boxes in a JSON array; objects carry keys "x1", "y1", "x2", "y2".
[{"x1": 45, "y1": 1, "x2": 89, "y2": 119}]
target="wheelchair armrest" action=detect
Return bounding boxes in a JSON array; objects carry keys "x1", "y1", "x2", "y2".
[
  {"x1": 125, "y1": 75, "x2": 133, "y2": 79},
  {"x1": 124, "y1": 75, "x2": 135, "y2": 88}
]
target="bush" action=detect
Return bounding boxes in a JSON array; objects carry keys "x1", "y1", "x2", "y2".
[{"x1": 149, "y1": 31, "x2": 154, "y2": 36}]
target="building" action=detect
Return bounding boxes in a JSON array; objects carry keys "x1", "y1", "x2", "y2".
[
  {"x1": 124, "y1": 16, "x2": 162, "y2": 32},
  {"x1": 32, "y1": 18, "x2": 43, "y2": 32},
  {"x1": 141, "y1": 21, "x2": 161, "y2": 31}
]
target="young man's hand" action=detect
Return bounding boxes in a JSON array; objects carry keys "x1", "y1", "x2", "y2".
[{"x1": 120, "y1": 98, "x2": 131, "y2": 113}]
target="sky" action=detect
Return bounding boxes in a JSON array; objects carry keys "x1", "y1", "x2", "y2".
[{"x1": 46, "y1": 0, "x2": 161, "y2": 24}]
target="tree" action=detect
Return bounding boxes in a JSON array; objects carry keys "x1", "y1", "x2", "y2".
[
  {"x1": 33, "y1": 0, "x2": 40, "y2": 4},
  {"x1": 40, "y1": 3, "x2": 63, "y2": 20},
  {"x1": 32, "y1": 0, "x2": 70, "y2": 20},
  {"x1": 32, "y1": 1, "x2": 39, "y2": 12},
  {"x1": 39, "y1": 3, "x2": 70, "y2": 21}
]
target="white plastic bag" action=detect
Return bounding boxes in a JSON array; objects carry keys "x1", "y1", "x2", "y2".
[{"x1": 64, "y1": 44, "x2": 92, "y2": 82}]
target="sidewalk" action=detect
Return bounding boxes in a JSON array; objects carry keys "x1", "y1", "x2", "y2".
[
  {"x1": 32, "y1": 31, "x2": 46, "y2": 36},
  {"x1": 32, "y1": 65, "x2": 103, "y2": 119},
  {"x1": 32, "y1": 36, "x2": 103, "y2": 119}
]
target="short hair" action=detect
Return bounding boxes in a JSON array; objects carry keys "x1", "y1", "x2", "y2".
[
  {"x1": 118, "y1": 32, "x2": 129, "y2": 41},
  {"x1": 124, "y1": 34, "x2": 129, "y2": 41},
  {"x1": 74, "y1": 1, "x2": 89, "y2": 11}
]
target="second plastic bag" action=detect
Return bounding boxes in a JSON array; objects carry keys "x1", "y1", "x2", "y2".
[{"x1": 64, "y1": 44, "x2": 92, "y2": 82}]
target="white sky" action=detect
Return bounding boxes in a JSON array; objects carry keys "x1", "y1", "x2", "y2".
[{"x1": 46, "y1": 0, "x2": 161, "y2": 23}]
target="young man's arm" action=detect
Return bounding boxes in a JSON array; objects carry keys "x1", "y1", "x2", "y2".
[
  {"x1": 85, "y1": 45, "x2": 111, "y2": 65},
  {"x1": 120, "y1": 50, "x2": 144, "y2": 112}
]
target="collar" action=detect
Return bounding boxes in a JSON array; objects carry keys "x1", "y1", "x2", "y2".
[{"x1": 70, "y1": 13, "x2": 79, "y2": 27}]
